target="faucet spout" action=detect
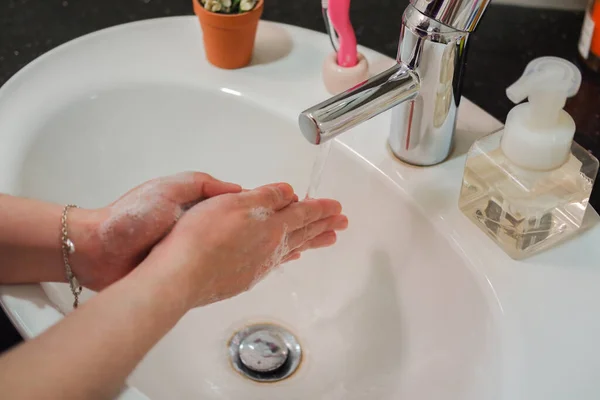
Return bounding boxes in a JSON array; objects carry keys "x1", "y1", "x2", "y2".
[
  {"x1": 298, "y1": 1, "x2": 491, "y2": 166},
  {"x1": 299, "y1": 64, "x2": 420, "y2": 145}
]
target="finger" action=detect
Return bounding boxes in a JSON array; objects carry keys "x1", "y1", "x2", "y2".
[
  {"x1": 201, "y1": 178, "x2": 243, "y2": 198},
  {"x1": 163, "y1": 172, "x2": 242, "y2": 205},
  {"x1": 296, "y1": 230, "x2": 338, "y2": 252},
  {"x1": 241, "y1": 188, "x2": 297, "y2": 204},
  {"x1": 241, "y1": 183, "x2": 296, "y2": 212},
  {"x1": 276, "y1": 198, "x2": 342, "y2": 231},
  {"x1": 282, "y1": 251, "x2": 301, "y2": 263},
  {"x1": 287, "y1": 214, "x2": 348, "y2": 249}
]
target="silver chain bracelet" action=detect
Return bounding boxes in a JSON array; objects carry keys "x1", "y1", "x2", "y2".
[{"x1": 61, "y1": 204, "x2": 83, "y2": 309}]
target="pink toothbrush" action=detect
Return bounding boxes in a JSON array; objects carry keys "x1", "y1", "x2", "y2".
[{"x1": 327, "y1": 0, "x2": 358, "y2": 68}]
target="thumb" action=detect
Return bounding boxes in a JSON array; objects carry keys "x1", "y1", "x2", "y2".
[{"x1": 164, "y1": 172, "x2": 242, "y2": 206}]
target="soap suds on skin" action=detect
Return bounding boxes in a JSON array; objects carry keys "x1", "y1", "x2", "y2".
[
  {"x1": 98, "y1": 173, "x2": 291, "y2": 300},
  {"x1": 98, "y1": 172, "x2": 196, "y2": 243},
  {"x1": 247, "y1": 225, "x2": 290, "y2": 290},
  {"x1": 249, "y1": 206, "x2": 273, "y2": 221},
  {"x1": 268, "y1": 225, "x2": 289, "y2": 270},
  {"x1": 205, "y1": 226, "x2": 291, "y2": 306}
]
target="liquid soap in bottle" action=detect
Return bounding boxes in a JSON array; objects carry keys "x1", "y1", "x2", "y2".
[{"x1": 459, "y1": 57, "x2": 599, "y2": 259}]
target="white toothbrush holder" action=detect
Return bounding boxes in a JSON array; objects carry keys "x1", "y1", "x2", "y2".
[{"x1": 322, "y1": 51, "x2": 369, "y2": 95}]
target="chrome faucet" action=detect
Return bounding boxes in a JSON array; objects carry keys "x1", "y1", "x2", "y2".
[{"x1": 299, "y1": 0, "x2": 491, "y2": 166}]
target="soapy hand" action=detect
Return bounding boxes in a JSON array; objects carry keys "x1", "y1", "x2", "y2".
[
  {"x1": 141, "y1": 183, "x2": 348, "y2": 309},
  {"x1": 76, "y1": 172, "x2": 243, "y2": 291}
]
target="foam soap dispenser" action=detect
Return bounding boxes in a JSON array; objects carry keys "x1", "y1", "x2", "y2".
[{"x1": 459, "y1": 57, "x2": 599, "y2": 259}]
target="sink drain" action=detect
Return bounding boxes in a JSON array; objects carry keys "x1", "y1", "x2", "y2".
[{"x1": 228, "y1": 323, "x2": 302, "y2": 383}]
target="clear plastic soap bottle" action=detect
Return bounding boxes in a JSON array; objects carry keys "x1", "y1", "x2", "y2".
[{"x1": 459, "y1": 57, "x2": 599, "y2": 260}]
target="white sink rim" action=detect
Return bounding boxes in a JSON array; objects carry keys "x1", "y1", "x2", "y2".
[{"x1": 0, "y1": 16, "x2": 599, "y2": 400}]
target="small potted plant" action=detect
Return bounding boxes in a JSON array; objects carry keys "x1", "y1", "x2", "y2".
[{"x1": 193, "y1": 0, "x2": 264, "y2": 69}]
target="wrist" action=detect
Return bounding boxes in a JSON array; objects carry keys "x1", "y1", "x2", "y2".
[
  {"x1": 67, "y1": 207, "x2": 105, "y2": 288},
  {"x1": 132, "y1": 248, "x2": 193, "y2": 318},
  {"x1": 137, "y1": 238, "x2": 202, "y2": 313}
]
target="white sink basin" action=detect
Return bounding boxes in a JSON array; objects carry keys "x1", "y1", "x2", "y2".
[{"x1": 1, "y1": 17, "x2": 600, "y2": 400}]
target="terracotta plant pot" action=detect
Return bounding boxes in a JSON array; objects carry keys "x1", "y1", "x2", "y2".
[{"x1": 193, "y1": 0, "x2": 264, "y2": 69}]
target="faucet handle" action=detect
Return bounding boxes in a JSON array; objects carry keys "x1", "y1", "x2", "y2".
[{"x1": 409, "y1": 0, "x2": 491, "y2": 32}]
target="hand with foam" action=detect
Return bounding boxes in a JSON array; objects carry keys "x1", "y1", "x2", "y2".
[
  {"x1": 0, "y1": 177, "x2": 347, "y2": 400},
  {"x1": 0, "y1": 171, "x2": 242, "y2": 292},
  {"x1": 72, "y1": 172, "x2": 243, "y2": 291},
  {"x1": 138, "y1": 182, "x2": 348, "y2": 309}
]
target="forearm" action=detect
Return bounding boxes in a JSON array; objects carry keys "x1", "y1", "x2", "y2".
[
  {"x1": 0, "y1": 194, "x2": 99, "y2": 284},
  {"x1": 0, "y1": 258, "x2": 188, "y2": 400}
]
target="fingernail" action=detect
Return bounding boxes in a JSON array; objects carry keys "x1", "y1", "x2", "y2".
[
  {"x1": 321, "y1": 231, "x2": 338, "y2": 245},
  {"x1": 274, "y1": 183, "x2": 296, "y2": 202},
  {"x1": 276, "y1": 182, "x2": 293, "y2": 192},
  {"x1": 332, "y1": 216, "x2": 348, "y2": 229},
  {"x1": 335, "y1": 201, "x2": 343, "y2": 213}
]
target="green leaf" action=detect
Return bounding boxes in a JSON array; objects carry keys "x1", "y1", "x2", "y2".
[{"x1": 231, "y1": 0, "x2": 241, "y2": 13}]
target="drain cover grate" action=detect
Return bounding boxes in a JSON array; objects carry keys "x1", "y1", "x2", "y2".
[{"x1": 228, "y1": 323, "x2": 302, "y2": 382}]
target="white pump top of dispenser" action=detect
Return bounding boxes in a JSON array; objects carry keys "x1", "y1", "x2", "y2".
[{"x1": 501, "y1": 56, "x2": 582, "y2": 171}]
